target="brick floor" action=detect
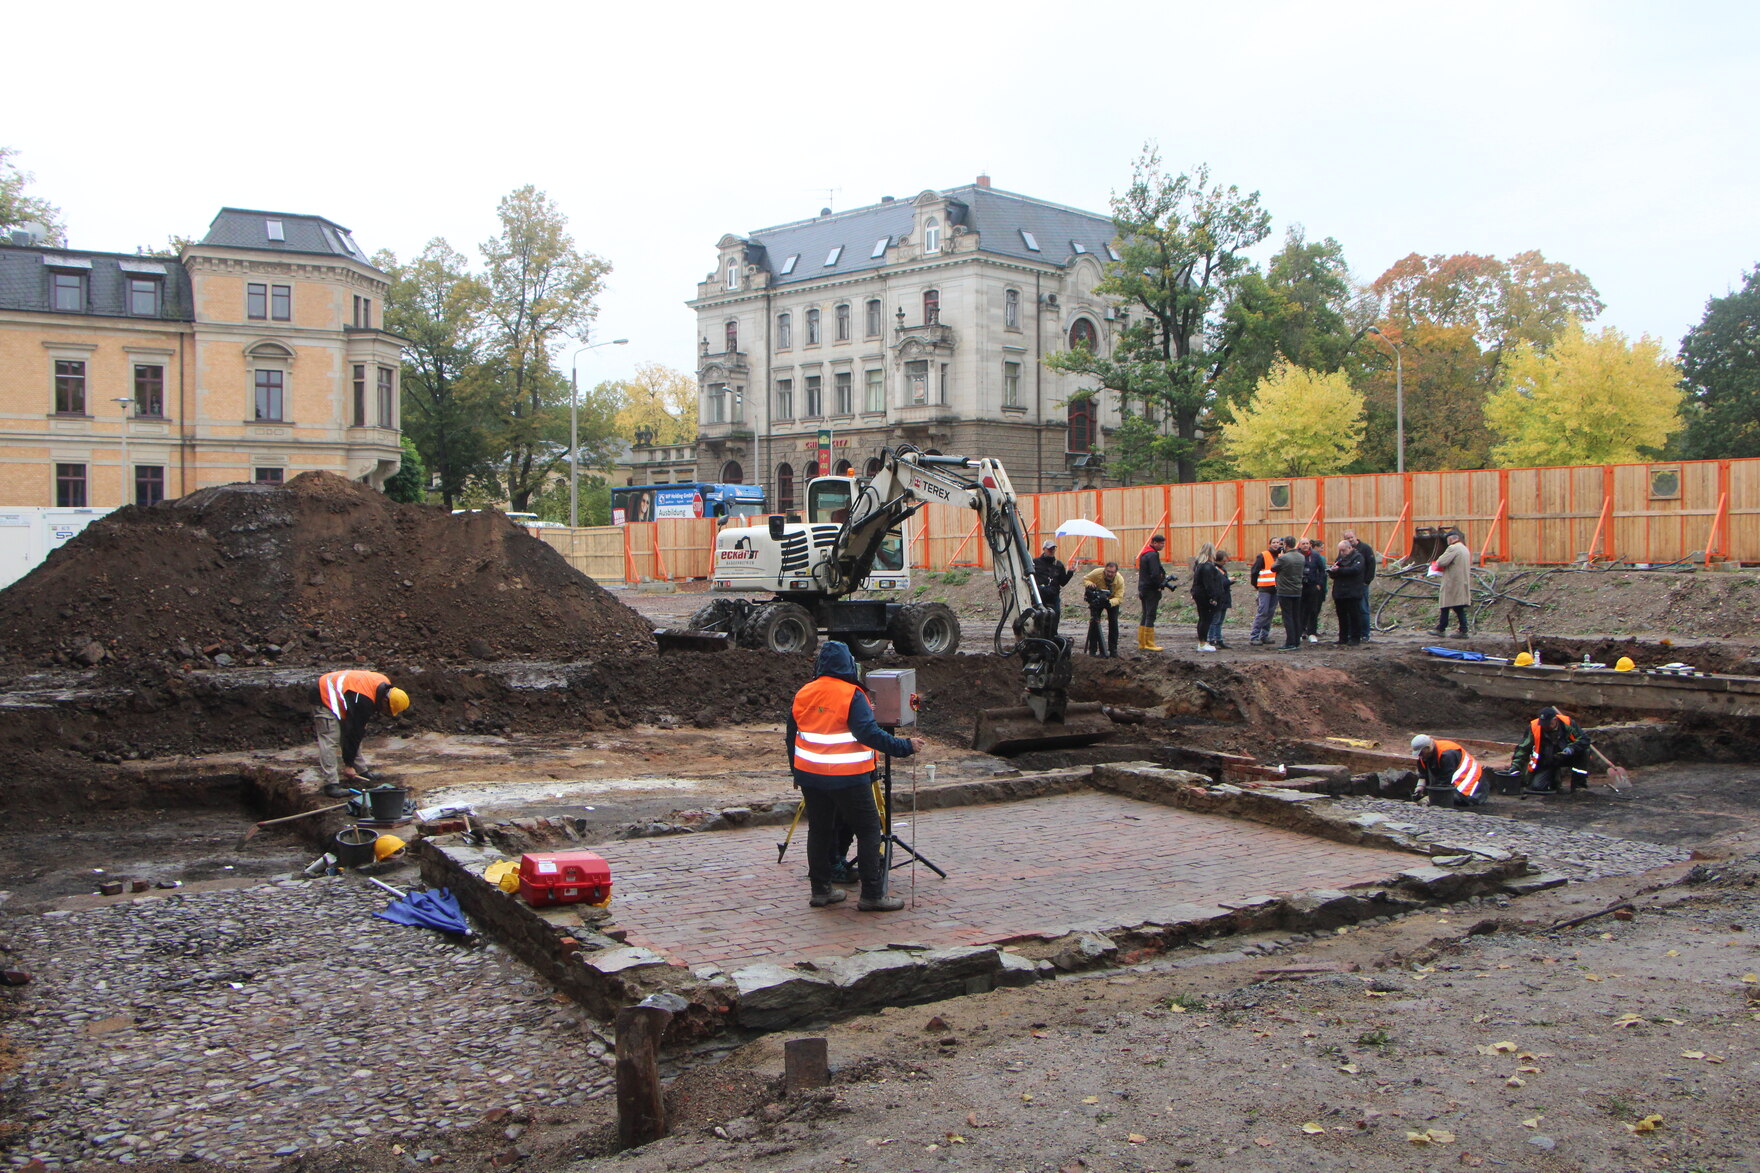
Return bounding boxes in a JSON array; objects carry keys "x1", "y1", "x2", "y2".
[{"x1": 589, "y1": 792, "x2": 1419, "y2": 971}]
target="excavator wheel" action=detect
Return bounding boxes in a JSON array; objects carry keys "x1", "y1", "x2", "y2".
[
  {"x1": 890, "y1": 602, "x2": 961, "y2": 656},
  {"x1": 686, "y1": 599, "x2": 741, "y2": 633},
  {"x1": 848, "y1": 637, "x2": 890, "y2": 660},
  {"x1": 740, "y1": 602, "x2": 820, "y2": 655}
]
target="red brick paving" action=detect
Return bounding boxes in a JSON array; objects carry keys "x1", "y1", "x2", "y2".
[{"x1": 589, "y1": 792, "x2": 1418, "y2": 970}]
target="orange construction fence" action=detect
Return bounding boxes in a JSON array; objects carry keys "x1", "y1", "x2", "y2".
[{"x1": 537, "y1": 456, "x2": 1760, "y2": 583}]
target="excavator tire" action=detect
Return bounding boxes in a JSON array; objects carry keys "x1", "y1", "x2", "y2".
[
  {"x1": 740, "y1": 602, "x2": 820, "y2": 655},
  {"x1": 848, "y1": 637, "x2": 890, "y2": 660},
  {"x1": 686, "y1": 599, "x2": 741, "y2": 633},
  {"x1": 891, "y1": 602, "x2": 961, "y2": 656}
]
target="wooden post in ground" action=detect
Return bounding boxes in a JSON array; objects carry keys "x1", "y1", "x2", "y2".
[
  {"x1": 615, "y1": 1003, "x2": 674, "y2": 1148},
  {"x1": 784, "y1": 1037, "x2": 830, "y2": 1095}
]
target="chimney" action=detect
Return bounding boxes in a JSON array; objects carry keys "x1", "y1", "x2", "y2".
[
  {"x1": 880, "y1": 195, "x2": 894, "y2": 203},
  {"x1": 976, "y1": 173, "x2": 992, "y2": 189},
  {"x1": 819, "y1": 207, "x2": 832, "y2": 218}
]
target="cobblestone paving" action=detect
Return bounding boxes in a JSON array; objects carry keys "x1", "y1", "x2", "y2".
[
  {"x1": 0, "y1": 876, "x2": 611, "y2": 1169},
  {"x1": 1331, "y1": 796, "x2": 1691, "y2": 878},
  {"x1": 591, "y1": 791, "x2": 1422, "y2": 971}
]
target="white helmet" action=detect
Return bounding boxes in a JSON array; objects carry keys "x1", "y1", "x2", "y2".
[{"x1": 1410, "y1": 734, "x2": 1434, "y2": 755}]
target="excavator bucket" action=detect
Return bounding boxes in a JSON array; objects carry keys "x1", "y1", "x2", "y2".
[
  {"x1": 655, "y1": 628, "x2": 732, "y2": 654},
  {"x1": 971, "y1": 702, "x2": 1115, "y2": 756}
]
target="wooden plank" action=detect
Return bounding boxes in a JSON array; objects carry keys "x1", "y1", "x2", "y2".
[
  {"x1": 615, "y1": 1003, "x2": 673, "y2": 1148},
  {"x1": 1435, "y1": 662, "x2": 1760, "y2": 718}
]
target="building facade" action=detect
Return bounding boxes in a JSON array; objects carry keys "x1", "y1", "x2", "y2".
[
  {"x1": 687, "y1": 178, "x2": 1127, "y2": 511},
  {"x1": 613, "y1": 429, "x2": 699, "y2": 488},
  {"x1": 0, "y1": 208, "x2": 403, "y2": 509}
]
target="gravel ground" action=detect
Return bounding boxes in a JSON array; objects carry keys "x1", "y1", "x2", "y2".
[
  {"x1": 0, "y1": 875, "x2": 612, "y2": 1169},
  {"x1": 1330, "y1": 796, "x2": 1692, "y2": 879}
]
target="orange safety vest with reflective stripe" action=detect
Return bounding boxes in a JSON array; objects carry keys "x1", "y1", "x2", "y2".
[
  {"x1": 1432, "y1": 739, "x2": 1484, "y2": 799},
  {"x1": 791, "y1": 677, "x2": 878, "y2": 777},
  {"x1": 319, "y1": 670, "x2": 390, "y2": 720},
  {"x1": 1254, "y1": 551, "x2": 1278, "y2": 589},
  {"x1": 1527, "y1": 713, "x2": 1574, "y2": 772}
]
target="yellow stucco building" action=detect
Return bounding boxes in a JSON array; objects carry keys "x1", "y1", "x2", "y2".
[{"x1": 0, "y1": 208, "x2": 402, "y2": 507}]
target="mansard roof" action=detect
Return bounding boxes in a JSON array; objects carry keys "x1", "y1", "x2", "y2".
[
  {"x1": 0, "y1": 244, "x2": 194, "y2": 320},
  {"x1": 200, "y1": 208, "x2": 375, "y2": 265}
]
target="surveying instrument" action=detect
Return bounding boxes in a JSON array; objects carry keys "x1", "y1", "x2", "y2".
[{"x1": 776, "y1": 667, "x2": 946, "y2": 897}]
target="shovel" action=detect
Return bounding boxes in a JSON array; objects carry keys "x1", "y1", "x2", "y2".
[{"x1": 238, "y1": 802, "x2": 348, "y2": 847}]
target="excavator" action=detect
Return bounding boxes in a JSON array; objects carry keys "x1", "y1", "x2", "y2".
[{"x1": 668, "y1": 445, "x2": 1115, "y2": 755}]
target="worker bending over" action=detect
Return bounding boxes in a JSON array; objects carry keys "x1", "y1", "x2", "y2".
[
  {"x1": 313, "y1": 669, "x2": 410, "y2": 797},
  {"x1": 787, "y1": 641, "x2": 923, "y2": 912},
  {"x1": 1410, "y1": 734, "x2": 1487, "y2": 807},
  {"x1": 1515, "y1": 705, "x2": 1591, "y2": 794}
]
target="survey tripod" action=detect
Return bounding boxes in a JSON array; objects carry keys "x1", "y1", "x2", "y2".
[{"x1": 775, "y1": 740, "x2": 948, "y2": 890}]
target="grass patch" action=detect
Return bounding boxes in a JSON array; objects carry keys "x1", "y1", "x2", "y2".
[{"x1": 1354, "y1": 1027, "x2": 1392, "y2": 1048}]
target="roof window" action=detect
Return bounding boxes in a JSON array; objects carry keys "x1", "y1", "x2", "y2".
[
  {"x1": 1071, "y1": 241, "x2": 1087, "y2": 254},
  {"x1": 824, "y1": 246, "x2": 843, "y2": 266},
  {"x1": 1020, "y1": 230, "x2": 1040, "y2": 252},
  {"x1": 1106, "y1": 244, "x2": 1122, "y2": 262},
  {"x1": 870, "y1": 236, "x2": 890, "y2": 259},
  {"x1": 779, "y1": 254, "x2": 799, "y2": 275},
  {"x1": 265, "y1": 219, "x2": 285, "y2": 242}
]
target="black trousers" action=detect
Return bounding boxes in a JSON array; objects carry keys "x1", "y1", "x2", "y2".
[
  {"x1": 1300, "y1": 584, "x2": 1325, "y2": 636},
  {"x1": 1140, "y1": 592, "x2": 1160, "y2": 627},
  {"x1": 1278, "y1": 594, "x2": 1302, "y2": 647},
  {"x1": 1087, "y1": 603, "x2": 1119, "y2": 655},
  {"x1": 1438, "y1": 605, "x2": 1469, "y2": 634},
  {"x1": 1195, "y1": 601, "x2": 1216, "y2": 642},
  {"x1": 1334, "y1": 595, "x2": 1364, "y2": 642},
  {"x1": 803, "y1": 781, "x2": 884, "y2": 899}
]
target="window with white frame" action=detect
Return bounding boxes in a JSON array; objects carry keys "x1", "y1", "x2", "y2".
[
  {"x1": 775, "y1": 378, "x2": 793, "y2": 419},
  {"x1": 1003, "y1": 361, "x2": 1021, "y2": 408},
  {"x1": 864, "y1": 368, "x2": 884, "y2": 412},
  {"x1": 834, "y1": 371, "x2": 851, "y2": 415},
  {"x1": 725, "y1": 258, "x2": 739, "y2": 289},
  {"x1": 865, "y1": 299, "x2": 882, "y2": 337},
  {"x1": 776, "y1": 312, "x2": 792, "y2": 348},
  {"x1": 906, "y1": 360, "x2": 928, "y2": 405},
  {"x1": 707, "y1": 383, "x2": 727, "y2": 423},
  {"x1": 1004, "y1": 288, "x2": 1020, "y2": 330},
  {"x1": 924, "y1": 217, "x2": 940, "y2": 254},
  {"x1": 834, "y1": 303, "x2": 849, "y2": 341},
  {"x1": 805, "y1": 375, "x2": 822, "y2": 417},
  {"x1": 805, "y1": 308, "x2": 821, "y2": 345}
]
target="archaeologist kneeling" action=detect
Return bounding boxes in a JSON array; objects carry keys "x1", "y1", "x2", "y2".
[
  {"x1": 787, "y1": 641, "x2": 923, "y2": 912},
  {"x1": 1515, "y1": 705, "x2": 1591, "y2": 794},
  {"x1": 1411, "y1": 734, "x2": 1487, "y2": 808},
  {"x1": 312, "y1": 669, "x2": 410, "y2": 797}
]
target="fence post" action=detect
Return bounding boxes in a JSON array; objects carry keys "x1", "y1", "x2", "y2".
[
  {"x1": 1496, "y1": 468, "x2": 1511, "y2": 562},
  {"x1": 615, "y1": 1000, "x2": 675, "y2": 1148},
  {"x1": 622, "y1": 523, "x2": 636, "y2": 584}
]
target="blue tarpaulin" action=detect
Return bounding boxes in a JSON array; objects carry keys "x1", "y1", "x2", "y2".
[{"x1": 1423, "y1": 645, "x2": 1490, "y2": 661}]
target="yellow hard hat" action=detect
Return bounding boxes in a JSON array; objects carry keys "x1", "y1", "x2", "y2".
[
  {"x1": 373, "y1": 834, "x2": 406, "y2": 862},
  {"x1": 386, "y1": 687, "x2": 410, "y2": 716},
  {"x1": 1615, "y1": 656, "x2": 1636, "y2": 672},
  {"x1": 1514, "y1": 651, "x2": 1534, "y2": 667}
]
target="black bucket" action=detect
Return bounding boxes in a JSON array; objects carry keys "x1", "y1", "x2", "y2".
[
  {"x1": 366, "y1": 786, "x2": 408, "y2": 821},
  {"x1": 333, "y1": 826, "x2": 377, "y2": 868}
]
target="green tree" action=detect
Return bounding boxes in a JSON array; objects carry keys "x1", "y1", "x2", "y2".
[
  {"x1": 0, "y1": 147, "x2": 65, "y2": 245},
  {"x1": 612, "y1": 362, "x2": 697, "y2": 445},
  {"x1": 384, "y1": 435, "x2": 428, "y2": 503},
  {"x1": 1215, "y1": 227, "x2": 1366, "y2": 405},
  {"x1": 1484, "y1": 321, "x2": 1683, "y2": 466},
  {"x1": 1220, "y1": 361, "x2": 1364, "y2": 477},
  {"x1": 1679, "y1": 265, "x2": 1760, "y2": 458},
  {"x1": 1046, "y1": 147, "x2": 1272, "y2": 483},
  {"x1": 380, "y1": 240, "x2": 495, "y2": 509},
  {"x1": 479, "y1": 187, "x2": 610, "y2": 511}
]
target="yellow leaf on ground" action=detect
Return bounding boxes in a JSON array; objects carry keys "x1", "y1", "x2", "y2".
[
  {"x1": 1253, "y1": 1137, "x2": 1273, "y2": 1147},
  {"x1": 1506, "y1": 1076, "x2": 1526, "y2": 1088},
  {"x1": 1625, "y1": 1114, "x2": 1664, "y2": 1134},
  {"x1": 1682, "y1": 1050, "x2": 1706, "y2": 1060},
  {"x1": 1612, "y1": 1013, "x2": 1645, "y2": 1028},
  {"x1": 1491, "y1": 1041, "x2": 1518, "y2": 1052},
  {"x1": 1518, "y1": 1066, "x2": 1541, "y2": 1073},
  {"x1": 1600, "y1": 932, "x2": 1614, "y2": 940},
  {"x1": 1167, "y1": 1002, "x2": 1188, "y2": 1013},
  {"x1": 1407, "y1": 1129, "x2": 1455, "y2": 1145},
  {"x1": 1301, "y1": 1122, "x2": 1326, "y2": 1135},
  {"x1": 1338, "y1": 1063, "x2": 1360, "y2": 1074},
  {"x1": 1584, "y1": 973, "x2": 1603, "y2": 981},
  {"x1": 1082, "y1": 1096, "x2": 1099, "y2": 1104},
  {"x1": 1666, "y1": 949, "x2": 1680, "y2": 958},
  {"x1": 1020, "y1": 1094, "x2": 1033, "y2": 1102},
  {"x1": 1743, "y1": 973, "x2": 1758, "y2": 983},
  {"x1": 1522, "y1": 1117, "x2": 1542, "y2": 1129},
  {"x1": 945, "y1": 1134, "x2": 966, "y2": 1144},
  {"x1": 1126, "y1": 1134, "x2": 1147, "y2": 1144}
]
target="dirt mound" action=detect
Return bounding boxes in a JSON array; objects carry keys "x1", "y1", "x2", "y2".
[{"x1": 0, "y1": 472, "x2": 653, "y2": 670}]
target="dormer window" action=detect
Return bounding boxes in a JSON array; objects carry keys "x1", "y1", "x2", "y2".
[
  {"x1": 725, "y1": 258, "x2": 739, "y2": 290},
  {"x1": 870, "y1": 236, "x2": 889, "y2": 259},
  {"x1": 824, "y1": 246, "x2": 843, "y2": 267},
  {"x1": 1020, "y1": 229, "x2": 1041, "y2": 252},
  {"x1": 50, "y1": 269, "x2": 86, "y2": 312},
  {"x1": 924, "y1": 217, "x2": 941, "y2": 254},
  {"x1": 266, "y1": 219, "x2": 285, "y2": 242},
  {"x1": 127, "y1": 277, "x2": 161, "y2": 316},
  {"x1": 780, "y1": 254, "x2": 799, "y2": 276}
]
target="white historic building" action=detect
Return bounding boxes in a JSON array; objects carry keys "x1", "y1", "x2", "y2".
[{"x1": 687, "y1": 177, "x2": 1128, "y2": 510}]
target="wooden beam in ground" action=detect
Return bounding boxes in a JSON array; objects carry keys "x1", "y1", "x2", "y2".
[
  {"x1": 1434, "y1": 662, "x2": 1760, "y2": 719},
  {"x1": 615, "y1": 1003, "x2": 673, "y2": 1149}
]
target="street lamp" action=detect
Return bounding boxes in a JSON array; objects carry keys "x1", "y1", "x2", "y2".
[
  {"x1": 1366, "y1": 326, "x2": 1405, "y2": 474},
  {"x1": 569, "y1": 337, "x2": 630, "y2": 527},
  {"x1": 112, "y1": 396, "x2": 133, "y2": 507}
]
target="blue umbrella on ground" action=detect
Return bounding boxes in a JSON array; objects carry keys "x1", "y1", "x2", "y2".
[{"x1": 368, "y1": 879, "x2": 470, "y2": 935}]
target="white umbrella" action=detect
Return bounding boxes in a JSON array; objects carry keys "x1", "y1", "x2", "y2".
[{"x1": 1053, "y1": 518, "x2": 1117, "y2": 542}]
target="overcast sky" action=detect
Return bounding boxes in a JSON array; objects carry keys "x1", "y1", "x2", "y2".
[{"x1": 9, "y1": 0, "x2": 1756, "y2": 386}]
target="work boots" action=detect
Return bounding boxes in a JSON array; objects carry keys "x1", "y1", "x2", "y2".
[
  {"x1": 1139, "y1": 625, "x2": 1163, "y2": 651},
  {"x1": 809, "y1": 886, "x2": 847, "y2": 907},
  {"x1": 858, "y1": 894, "x2": 904, "y2": 912}
]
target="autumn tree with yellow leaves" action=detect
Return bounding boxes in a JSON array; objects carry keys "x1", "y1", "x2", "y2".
[
  {"x1": 1484, "y1": 322, "x2": 1683, "y2": 467},
  {"x1": 1220, "y1": 361, "x2": 1365, "y2": 477}
]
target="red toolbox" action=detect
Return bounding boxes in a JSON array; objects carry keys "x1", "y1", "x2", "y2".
[{"x1": 517, "y1": 850, "x2": 612, "y2": 908}]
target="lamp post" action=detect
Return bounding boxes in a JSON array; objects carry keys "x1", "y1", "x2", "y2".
[
  {"x1": 1366, "y1": 326, "x2": 1405, "y2": 474},
  {"x1": 112, "y1": 396, "x2": 134, "y2": 506},
  {"x1": 569, "y1": 337, "x2": 630, "y2": 527}
]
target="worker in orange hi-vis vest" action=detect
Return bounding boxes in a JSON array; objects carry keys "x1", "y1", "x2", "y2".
[
  {"x1": 312, "y1": 670, "x2": 410, "y2": 796},
  {"x1": 787, "y1": 642, "x2": 923, "y2": 912},
  {"x1": 1410, "y1": 734, "x2": 1487, "y2": 808}
]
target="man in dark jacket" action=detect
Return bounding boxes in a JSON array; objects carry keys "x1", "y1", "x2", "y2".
[
  {"x1": 1271, "y1": 538, "x2": 1307, "y2": 651},
  {"x1": 1032, "y1": 539, "x2": 1075, "y2": 624},
  {"x1": 1514, "y1": 705, "x2": 1591, "y2": 794},
  {"x1": 1297, "y1": 537, "x2": 1328, "y2": 643},
  {"x1": 786, "y1": 642, "x2": 923, "y2": 911},
  {"x1": 1345, "y1": 530, "x2": 1377, "y2": 642},
  {"x1": 1136, "y1": 534, "x2": 1169, "y2": 651}
]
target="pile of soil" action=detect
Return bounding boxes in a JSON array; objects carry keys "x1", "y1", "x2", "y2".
[{"x1": 0, "y1": 472, "x2": 654, "y2": 670}]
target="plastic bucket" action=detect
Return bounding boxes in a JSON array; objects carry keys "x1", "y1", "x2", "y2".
[
  {"x1": 333, "y1": 826, "x2": 377, "y2": 868},
  {"x1": 367, "y1": 786, "x2": 407, "y2": 821}
]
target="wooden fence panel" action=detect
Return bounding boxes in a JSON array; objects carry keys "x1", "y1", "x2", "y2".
[{"x1": 1731, "y1": 460, "x2": 1760, "y2": 564}]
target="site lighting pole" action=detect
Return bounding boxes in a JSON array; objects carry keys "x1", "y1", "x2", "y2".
[
  {"x1": 112, "y1": 396, "x2": 134, "y2": 507},
  {"x1": 569, "y1": 337, "x2": 630, "y2": 527},
  {"x1": 1366, "y1": 326, "x2": 1405, "y2": 474}
]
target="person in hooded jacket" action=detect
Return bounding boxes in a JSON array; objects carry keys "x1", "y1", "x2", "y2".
[
  {"x1": 1032, "y1": 538, "x2": 1075, "y2": 624},
  {"x1": 786, "y1": 641, "x2": 923, "y2": 911}
]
